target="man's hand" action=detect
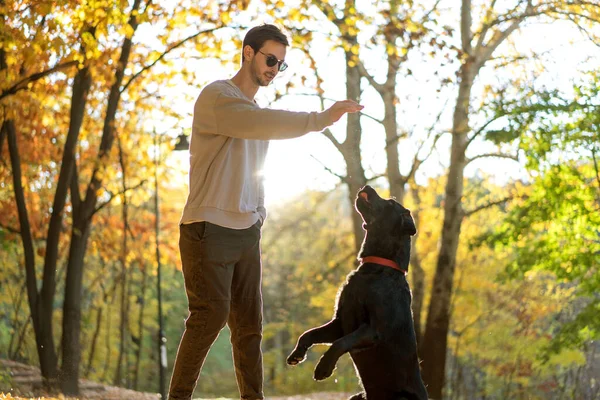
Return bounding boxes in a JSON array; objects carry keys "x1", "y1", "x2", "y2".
[{"x1": 326, "y1": 100, "x2": 364, "y2": 124}]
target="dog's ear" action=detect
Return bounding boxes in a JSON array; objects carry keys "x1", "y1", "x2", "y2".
[{"x1": 401, "y1": 213, "x2": 417, "y2": 236}]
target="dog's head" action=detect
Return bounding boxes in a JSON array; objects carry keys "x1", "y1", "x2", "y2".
[
  {"x1": 355, "y1": 185, "x2": 416, "y2": 237},
  {"x1": 355, "y1": 186, "x2": 416, "y2": 268}
]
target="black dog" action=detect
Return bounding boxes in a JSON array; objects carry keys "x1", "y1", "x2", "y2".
[{"x1": 286, "y1": 185, "x2": 428, "y2": 400}]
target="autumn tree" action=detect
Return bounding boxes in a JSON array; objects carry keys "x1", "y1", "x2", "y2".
[
  {"x1": 1, "y1": 0, "x2": 83, "y2": 389},
  {"x1": 2, "y1": 0, "x2": 249, "y2": 394},
  {"x1": 419, "y1": 2, "x2": 600, "y2": 396}
]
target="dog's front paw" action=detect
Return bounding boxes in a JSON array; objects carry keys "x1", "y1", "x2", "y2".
[
  {"x1": 286, "y1": 347, "x2": 307, "y2": 366},
  {"x1": 314, "y1": 356, "x2": 335, "y2": 381}
]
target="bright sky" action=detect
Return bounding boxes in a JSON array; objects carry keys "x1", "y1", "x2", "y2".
[{"x1": 156, "y1": 3, "x2": 600, "y2": 206}]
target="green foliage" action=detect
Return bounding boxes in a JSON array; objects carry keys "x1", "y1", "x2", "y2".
[
  {"x1": 543, "y1": 302, "x2": 600, "y2": 362},
  {"x1": 480, "y1": 72, "x2": 600, "y2": 361}
]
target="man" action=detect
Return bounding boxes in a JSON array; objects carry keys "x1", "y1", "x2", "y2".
[{"x1": 168, "y1": 24, "x2": 363, "y2": 400}]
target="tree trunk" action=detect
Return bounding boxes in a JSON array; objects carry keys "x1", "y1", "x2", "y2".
[
  {"x1": 3, "y1": 21, "x2": 92, "y2": 385},
  {"x1": 420, "y1": 60, "x2": 474, "y2": 398},
  {"x1": 133, "y1": 263, "x2": 148, "y2": 390},
  {"x1": 5, "y1": 116, "x2": 60, "y2": 389},
  {"x1": 0, "y1": 115, "x2": 5, "y2": 153},
  {"x1": 377, "y1": 50, "x2": 429, "y2": 348},
  {"x1": 409, "y1": 185, "x2": 425, "y2": 344},
  {"x1": 59, "y1": 3, "x2": 142, "y2": 394},
  {"x1": 1, "y1": 24, "x2": 62, "y2": 388},
  {"x1": 10, "y1": 318, "x2": 31, "y2": 361},
  {"x1": 85, "y1": 304, "x2": 103, "y2": 377},
  {"x1": 343, "y1": 46, "x2": 366, "y2": 253},
  {"x1": 60, "y1": 217, "x2": 92, "y2": 394},
  {"x1": 311, "y1": 0, "x2": 366, "y2": 253},
  {"x1": 345, "y1": 161, "x2": 366, "y2": 253},
  {"x1": 125, "y1": 272, "x2": 133, "y2": 388},
  {"x1": 380, "y1": 76, "x2": 429, "y2": 347},
  {"x1": 418, "y1": 0, "x2": 530, "y2": 393},
  {"x1": 382, "y1": 90, "x2": 405, "y2": 202},
  {"x1": 7, "y1": 281, "x2": 26, "y2": 358},
  {"x1": 102, "y1": 296, "x2": 113, "y2": 382},
  {"x1": 115, "y1": 155, "x2": 130, "y2": 386}
]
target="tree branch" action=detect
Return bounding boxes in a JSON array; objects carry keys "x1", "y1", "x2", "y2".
[
  {"x1": 120, "y1": 26, "x2": 223, "y2": 93},
  {"x1": 423, "y1": 0, "x2": 444, "y2": 22},
  {"x1": 409, "y1": 100, "x2": 449, "y2": 180},
  {"x1": 356, "y1": 59, "x2": 385, "y2": 94},
  {"x1": 466, "y1": 152, "x2": 519, "y2": 166},
  {"x1": 92, "y1": 179, "x2": 148, "y2": 218},
  {"x1": 70, "y1": 160, "x2": 82, "y2": 211},
  {"x1": 309, "y1": 154, "x2": 347, "y2": 183},
  {"x1": 297, "y1": 48, "x2": 346, "y2": 151},
  {"x1": 321, "y1": 127, "x2": 343, "y2": 153},
  {"x1": 0, "y1": 221, "x2": 20, "y2": 235},
  {"x1": 367, "y1": 173, "x2": 387, "y2": 183},
  {"x1": 463, "y1": 195, "x2": 513, "y2": 217},
  {"x1": 476, "y1": 18, "x2": 523, "y2": 70},
  {"x1": 553, "y1": 9, "x2": 600, "y2": 25},
  {"x1": 474, "y1": 0, "x2": 534, "y2": 71},
  {"x1": 406, "y1": 156, "x2": 422, "y2": 184},
  {"x1": 359, "y1": 111, "x2": 383, "y2": 125},
  {"x1": 142, "y1": 0, "x2": 153, "y2": 14},
  {"x1": 467, "y1": 113, "x2": 508, "y2": 147},
  {"x1": 311, "y1": 0, "x2": 343, "y2": 26},
  {"x1": 474, "y1": 0, "x2": 498, "y2": 53},
  {"x1": 564, "y1": 13, "x2": 600, "y2": 48},
  {"x1": 484, "y1": 0, "x2": 547, "y2": 28},
  {"x1": 461, "y1": 0, "x2": 473, "y2": 54},
  {"x1": 0, "y1": 61, "x2": 78, "y2": 101}
]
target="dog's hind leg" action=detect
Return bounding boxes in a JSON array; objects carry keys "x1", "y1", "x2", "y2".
[
  {"x1": 286, "y1": 318, "x2": 343, "y2": 365},
  {"x1": 314, "y1": 323, "x2": 377, "y2": 381}
]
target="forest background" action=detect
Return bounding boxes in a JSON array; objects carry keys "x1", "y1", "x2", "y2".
[{"x1": 1, "y1": 0, "x2": 599, "y2": 399}]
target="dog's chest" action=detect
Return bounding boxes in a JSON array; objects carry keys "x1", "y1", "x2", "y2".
[{"x1": 337, "y1": 269, "x2": 412, "y2": 329}]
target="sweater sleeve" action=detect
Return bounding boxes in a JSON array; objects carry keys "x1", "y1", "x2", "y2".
[{"x1": 212, "y1": 92, "x2": 332, "y2": 140}]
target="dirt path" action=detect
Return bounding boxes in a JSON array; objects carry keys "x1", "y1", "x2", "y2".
[{"x1": 0, "y1": 359, "x2": 352, "y2": 400}]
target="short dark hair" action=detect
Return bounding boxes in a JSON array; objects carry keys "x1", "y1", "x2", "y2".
[{"x1": 242, "y1": 24, "x2": 289, "y2": 61}]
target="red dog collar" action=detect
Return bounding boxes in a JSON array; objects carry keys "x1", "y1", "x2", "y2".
[{"x1": 360, "y1": 256, "x2": 407, "y2": 275}]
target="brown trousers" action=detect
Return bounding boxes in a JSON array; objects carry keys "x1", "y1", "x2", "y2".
[{"x1": 168, "y1": 221, "x2": 264, "y2": 400}]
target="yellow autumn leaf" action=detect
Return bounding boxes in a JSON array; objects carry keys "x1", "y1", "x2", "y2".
[
  {"x1": 221, "y1": 11, "x2": 231, "y2": 24},
  {"x1": 124, "y1": 23, "x2": 135, "y2": 39}
]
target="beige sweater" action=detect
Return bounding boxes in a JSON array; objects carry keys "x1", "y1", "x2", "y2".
[{"x1": 180, "y1": 80, "x2": 332, "y2": 229}]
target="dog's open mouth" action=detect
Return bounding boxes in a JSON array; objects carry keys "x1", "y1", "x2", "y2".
[
  {"x1": 358, "y1": 185, "x2": 378, "y2": 208},
  {"x1": 357, "y1": 191, "x2": 371, "y2": 212}
]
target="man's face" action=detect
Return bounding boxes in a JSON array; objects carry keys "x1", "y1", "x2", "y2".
[{"x1": 248, "y1": 40, "x2": 286, "y2": 87}]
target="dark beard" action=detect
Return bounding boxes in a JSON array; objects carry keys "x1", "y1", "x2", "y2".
[
  {"x1": 251, "y1": 62, "x2": 272, "y2": 86},
  {"x1": 255, "y1": 73, "x2": 271, "y2": 86}
]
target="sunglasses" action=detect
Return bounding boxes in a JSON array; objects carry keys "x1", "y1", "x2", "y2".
[{"x1": 258, "y1": 50, "x2": 288, "y2": 72}]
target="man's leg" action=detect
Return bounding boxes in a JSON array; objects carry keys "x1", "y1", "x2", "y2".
[
  {"x1": 168, "y1": 222, "x2": 240, "y2": 400},
  {"x1": 228, "y1": 222, "x2": 264, "y2": 400}
]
